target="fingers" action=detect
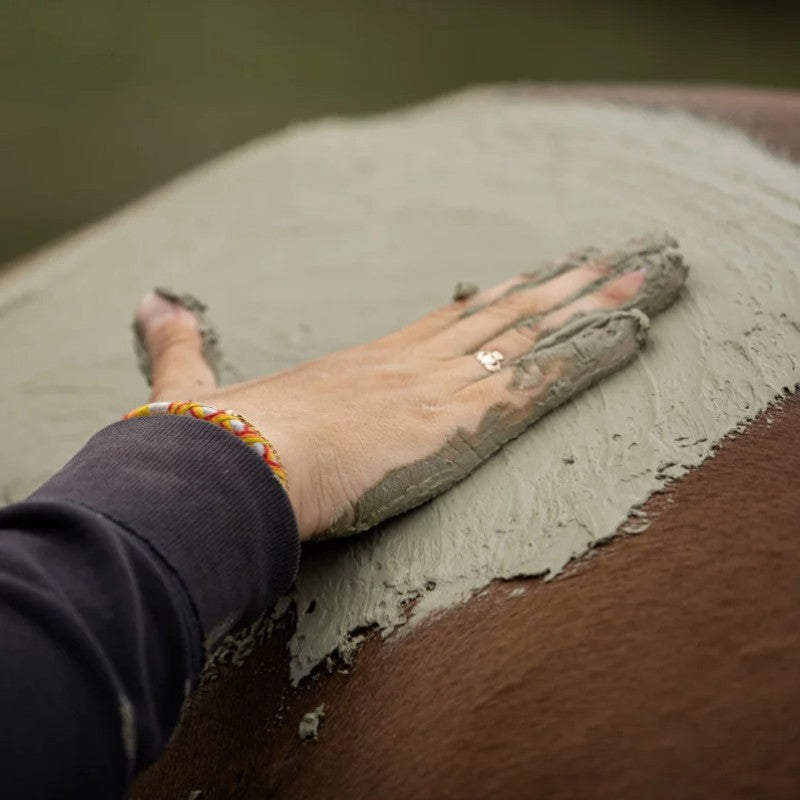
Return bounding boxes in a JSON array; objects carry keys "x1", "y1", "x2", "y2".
[
  {"x1": 468, "y1": 270, "x2": 646, "y2": 371},
  {"x1": 370, "y1": 244, "x2": 608, "y2": 350},
  {"x1": 368, "y1": 232, "x2": 686, "y2": 359},
  {"x1": 464, "y1": 309, "x2": 649, "y2": 426},
  {"x1": 134, "y1": 291, "x2": 219, "y2": 402},
  {"x1": 432, "y1": 232, "x2": 687, "y2": 360},
  {"x1": 372, "y1": 277, "x2": 524, "y2": 350},
  {"x1": 457, "y1": 243, "x2": 602, "y2": 317},
  {"x1": 433, "y1": 258, "x2": 614, "y2": 356},
  {"x1": 455, "y1": 275, "x2": 529, "y2": 310},
  {"x1": 620, "y1": 237, "x2": 688, "y2": 317}
]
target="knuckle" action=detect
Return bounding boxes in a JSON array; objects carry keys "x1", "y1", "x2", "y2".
[
  {"x1": 514, "y1": 321, "x2": 540, "y2": 345},
  {"x1": 493, "y1": 291, "x2": 529, "y2": 317},
  {"x1": 415, "y1": 396, "x2": 449, "y2": 424},
  {"x1": 151, "y1": 327, "x2": 197, "y2": 357},
  {"x1": 432, "y1": 305, "x2": 458, "y2": 321},
  {"x1": 585, "y1": 260, "x2": 611, "y2": 279}
]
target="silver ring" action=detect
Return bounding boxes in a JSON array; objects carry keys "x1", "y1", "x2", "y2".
[{"x1": 475, "y1": 350, "x2": 505, "y2": 373}]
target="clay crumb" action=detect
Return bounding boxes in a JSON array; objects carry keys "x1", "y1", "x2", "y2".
[
  {"x1": 622, "y1": 520, "x2": 650, "y2": 535},
  {"x1": 508, "y1": 587, "x2": 526, "y2": 599},
  {"x1": 452, "y1": 281, "x2": 479, "y2": 302},
  {"x1": 299, "y1": 704, "x2": 326, "y2": 741}
]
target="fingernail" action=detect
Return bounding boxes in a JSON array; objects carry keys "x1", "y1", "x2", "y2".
[
  {"x1": 138, "y1": 290, "x2": 176, "y2": 323},
  {"x1": 631, "y1": 267, "x2": 647, "y2": 286}
]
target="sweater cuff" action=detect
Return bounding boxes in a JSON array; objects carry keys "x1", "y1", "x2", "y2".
[{"x1": 31, "y1": 415, "x2": 300, "y2": 643}]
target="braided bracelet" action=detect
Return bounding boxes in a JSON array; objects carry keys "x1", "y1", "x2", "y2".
[{"x1": 123, "y1": 401, "x2": 288, "y2": 490}]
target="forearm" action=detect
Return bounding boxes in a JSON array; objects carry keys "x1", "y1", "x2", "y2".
[{"x1": 0, "y1": 415, "x2": 299, "y2": 798}]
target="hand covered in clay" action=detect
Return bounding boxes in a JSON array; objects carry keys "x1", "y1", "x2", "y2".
[{"x1": 134, "y1": 233, "x2": 687, "y2": 541}]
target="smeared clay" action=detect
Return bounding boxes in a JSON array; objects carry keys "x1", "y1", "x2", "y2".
[
  {"x1": 555, "y1": 232, "x2": 686, "y2": 320},
  {"x1": 326, "y1": 308, "x2": 650, "y2": 537},
  {"x1": 298, "y1": 704, "x2": 325, "y2": 741},
  {"x1": 132, "y1": 287, "x2": 225, "y2": 386},
  {"x1": 1, "y1": 89, "x2": 799, "y2": 685},
  {"x1": 324, "y1": 234, "x2": 672, "y2": 538},
  {"x1": 200, "y1": 595, "x2": 292, "y2": 684},
  {"x1": 519, "y1": 232, "x2": 683, "y2": 306}
]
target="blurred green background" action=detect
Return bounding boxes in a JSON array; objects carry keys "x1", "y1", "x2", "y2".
[{"x1": 1, "y1": 0, "x2": 798, "y2": 268}]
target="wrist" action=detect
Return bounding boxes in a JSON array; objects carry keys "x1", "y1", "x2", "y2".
[{"x1": 227, "y1": 415, "x2": 336, "y2": 541}]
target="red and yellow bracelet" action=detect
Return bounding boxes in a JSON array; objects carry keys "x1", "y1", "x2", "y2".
[{"x1": 123, "y1": 401, "x2": 288, "y2": 490}]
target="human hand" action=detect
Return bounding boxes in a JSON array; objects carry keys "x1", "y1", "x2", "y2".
[{"x1": 135, "y1": 233, "x2": 686, "y2": 541}]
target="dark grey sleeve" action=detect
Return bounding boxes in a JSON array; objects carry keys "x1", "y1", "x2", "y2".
[{"x1": 0, "y1": 415, "x2": 299, "y2": 799}]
